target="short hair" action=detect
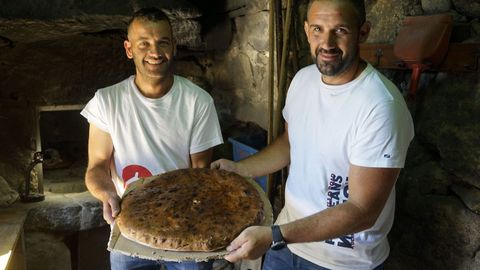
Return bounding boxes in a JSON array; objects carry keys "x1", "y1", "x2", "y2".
[
  {"x1": 127, "y1": 7, "x2": 172, "y2": 34},
  {"x1": 307, "y1": 0, "x2": 366, "y2": 27}
]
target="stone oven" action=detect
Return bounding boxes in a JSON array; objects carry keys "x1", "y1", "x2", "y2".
[
  {"x1": 0, "y1": 0, "x2": 479, "y2": 270},
  {"x1": 37, "y1": 105, "x2": 88, "y2": 194}
]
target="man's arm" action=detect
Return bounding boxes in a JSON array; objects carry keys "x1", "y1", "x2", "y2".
[
  {"x1": 211, "y1": 123, "x2": 291, "y2": 178},
  {"x1": 224, "y1": 165, "x2": 400, "y2": 262},
  {"x1": 85, "y1": 124, "x2": 120, "y2": 224},
  {"x1": 190, "y1": 148, "x2": 213, "y2": 168},
  {"x1": 280, "y1": 165, "x2": 399, "y2": 242}
]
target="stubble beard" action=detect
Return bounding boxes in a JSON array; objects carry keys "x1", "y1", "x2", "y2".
[
  {"x1": 313, "y1": 46, "x2": 358, "y2": 77},
  {"x1": 142, "y1": 58, "x2": 173, "y2": 79}
]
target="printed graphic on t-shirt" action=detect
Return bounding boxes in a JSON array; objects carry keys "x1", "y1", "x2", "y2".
[
  {"x1": 122, "y1": 165, "x2": 153, "y2": 186},
  {"x1": 325, "y1": 173, "x2": 354, "y2": 249}
]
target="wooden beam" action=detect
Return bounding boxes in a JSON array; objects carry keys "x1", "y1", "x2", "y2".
[
  {"x1": 441, "y1": 43, "x2": 480, "y2": 72},
  {"x1": 360, "y1": 43, "x2": 403, "y2": 70}
]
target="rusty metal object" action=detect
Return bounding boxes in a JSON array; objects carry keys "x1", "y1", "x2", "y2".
[
  {"x1": 393, "y1": 14, "x2": 453, "y2": 100},
  {"x1": 21, "y1": 151, "x2": 45, "y2": 203},
  {"x1": 361, "y1": 43, "x2": 480, "y2": 72}
]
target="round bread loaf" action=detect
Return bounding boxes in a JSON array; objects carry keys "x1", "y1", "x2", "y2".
[{"x1": 116, "y1": 168, "x2": 265, "y2": 251}]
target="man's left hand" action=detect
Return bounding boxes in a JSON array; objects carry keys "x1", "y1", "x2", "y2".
[{"x1": 224, "y1": 226, "x2": 272, "y2": 262}]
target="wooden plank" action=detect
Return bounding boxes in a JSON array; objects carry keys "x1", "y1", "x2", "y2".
[
  {"x1": 9, "y1": 231, "x2": 26, "y2": 270},
  {"x1": 360, "y1": 43, "x2": 480, "y2": 72},
  {"x1": 0, "y1": 209, "x2": 27, "y2": 270},
  {"x1": 440, "y1": 43, "x2": 480, "y2": 72},
  {"x1": 37, "y1": 104, "x2": 85, "y2": 112},
  {"x1": 360, "y1": 43, "x2": 404, "y2": 70}
]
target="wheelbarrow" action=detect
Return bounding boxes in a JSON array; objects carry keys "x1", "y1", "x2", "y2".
[{"x1": 393, "y1": 14, "x2": 453, "y2": 100}]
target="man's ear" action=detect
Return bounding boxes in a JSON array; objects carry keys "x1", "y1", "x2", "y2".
[
  {"x1": 358, "y1": 21, "x2": 371, "y2": 43},
  {"x1": 124, "y1": 40, "x2": 133, "y2": 59},
  {"x1": 304, "y1": 20, "x2": 310, "y2": 41}
]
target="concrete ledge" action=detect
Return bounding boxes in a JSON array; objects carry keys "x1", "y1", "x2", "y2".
[
  {"x1": 0, "y1": 191, "x2": 105, "y2": 269},
  {"x1": 2, "y1": 191, "x2": 105, "y2": 233}
]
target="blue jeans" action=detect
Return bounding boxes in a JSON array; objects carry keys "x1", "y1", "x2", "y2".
[
  {"x1": 110, "y1": 251, "x2": 213, "y2": 270},
  {"x1": 262, "y1": 247, "x2": 384, "y2": 270}
]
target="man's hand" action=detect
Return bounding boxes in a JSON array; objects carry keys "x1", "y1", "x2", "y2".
[
  {"x1": 102, "y1": 192, "x2": 121, "y2": 224},
  {"x1": 210, "y1": 158, "x2": 252, "y2": 178},
  {"x1": 210, "y1": 159, "x2": 241, "y2": 174},
  {"x1": 224, "y1": 226, "x2": 272, "y2": 262}
]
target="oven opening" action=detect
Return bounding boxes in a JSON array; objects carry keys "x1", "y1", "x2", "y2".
[{"x1": 37, "y1": 105, "x2": 88, "y2": 193}]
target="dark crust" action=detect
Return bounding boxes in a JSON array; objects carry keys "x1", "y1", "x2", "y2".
[{"x1": 116, "y1": 168, "x2": 265, "y2": 251}]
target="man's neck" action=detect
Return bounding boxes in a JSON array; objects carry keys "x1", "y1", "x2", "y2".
[{"x1": 134, "y1": 73, "x2": 174, "y2": 99}]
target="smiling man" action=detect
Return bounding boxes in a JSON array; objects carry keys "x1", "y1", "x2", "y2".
[
  {"x1": 211, "y1": 0, "x2": 414, "y2": 269},
  {"x1": 80, "y1": 7, "x2": 223, "y2": 270}
]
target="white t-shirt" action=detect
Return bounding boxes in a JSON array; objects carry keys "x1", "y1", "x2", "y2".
[
  {"x1": 277, "y1": 63, "x2": 414, "y2": 270},
  {"x1": 81, "y1": 75, "x2": 223, "y2": 196}
]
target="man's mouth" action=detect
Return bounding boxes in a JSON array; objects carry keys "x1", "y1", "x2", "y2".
[
  {"x1": 316, "y1": 49, "x2": 342, "y2": 62},
  {"x1": 145, "y1": 59, "x2": 164, "y2": 65},
  {"x1": 319, "y1": 53, "x2": 338, "y2": 62}
]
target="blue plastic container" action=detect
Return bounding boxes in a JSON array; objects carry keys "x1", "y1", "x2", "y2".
[{"x1": 228, "y1": 137, "x2": 267, "y2": 192}]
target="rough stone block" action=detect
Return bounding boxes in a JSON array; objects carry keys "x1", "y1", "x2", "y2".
[
  {"x1": 0, "y1": 175, "x2": 19, "y2": 207},
  {"x1": 453, "y1": 0, "x2": 480, "y2": 18},
  {"x1": 421, "y1": 0, "x2": 451, "y2": 13},
  {"x1": 25, "y1": 232, "x2": 72, "y2": 270},
  {"x1": 233, "y1": 12, "x2": 269, "y2": 51}
]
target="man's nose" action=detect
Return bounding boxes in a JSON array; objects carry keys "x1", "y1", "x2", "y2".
[
  {"x1": 148, "y1": 44, "x2": 162, "y2": 57},
  {"x1": 320, "y1": 31, "x2": 337, "y2": 49}
]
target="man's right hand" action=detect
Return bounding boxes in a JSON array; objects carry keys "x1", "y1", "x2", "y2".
[
  {"x1": 211, "y1": 159, "x2": 253, "y2": 178},
  {"x1": 102, "y1": 192, "x2": 121, "y2": 224},
  {"x1": 224, "y1": 225, "x2": 272, "y2": 262},
  {"x1": 210, "y1": 158, "x2": 237, "y2": 172}
]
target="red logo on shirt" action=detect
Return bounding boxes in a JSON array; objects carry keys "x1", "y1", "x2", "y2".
[{"x1": 122, "y1": 165, "x2": 153, "y2": 186}]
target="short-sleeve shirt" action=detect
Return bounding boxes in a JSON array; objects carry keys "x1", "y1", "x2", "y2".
[
  {"x1": 277, "y1": 63, "x2": 414, "y2": 270},
  {"x1": 81, "y1": 75, "x2": 223, "y2": 196}
]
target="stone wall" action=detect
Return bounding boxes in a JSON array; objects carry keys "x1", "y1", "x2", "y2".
[
  {"x1": 0, "y1": 0, "x2": 202, "y2": 196},
  {"x1": 207, "y1": 1, "x2": 270, "y2": 129},
  {"x1": 366, "y1": 1, "x2": 480, "y2": 269},
  {"x1": 388, "y1": 72, "x2": 480, "y2": 269},
  {"x1": 175, "y1": 0, "x2": 271, "y2": 130},
  {"x1": 0, "y1": 0, "x2": 479, "y2": 269},
  {"x1": 0, "y1": 31, "x2": 134, "y2": 197},
  {"x1": 369, "y1": 0, "x2": 480, "y2": 269},
  {"x1": 0, "y1": 0, "x2": 273, "y2": 194}
]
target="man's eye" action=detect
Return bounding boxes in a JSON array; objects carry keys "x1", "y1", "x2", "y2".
[
  {"x1": 336, "y1": 28, "x2": 348, "y2": 35},
  {"x1": 138, "y1": 42, "x2": 149, "y2": 48},
  {"x1": 158, "y1": 41, "x2": 170, "y2": 47}
]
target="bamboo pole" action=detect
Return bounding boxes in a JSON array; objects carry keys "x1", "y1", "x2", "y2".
[
  {"x1": 275, "y1": 0, "x2": 283, "y2": 80},
  {"x1": 275, "y1": 0, "x2": 294, "y2": 209},
  {"x1": 290, "y1": 12, "x2": 299, "y2": 76},
  {"x1": 267, "y1": 0, "x2": 276, "y2": 200},
  {"x1": 275, "y1": 0, "x2": 293, "y2": 137}
]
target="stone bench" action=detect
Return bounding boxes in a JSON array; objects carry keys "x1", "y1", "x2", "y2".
[{"x1": 0, "y1": 191, "x2": 106, "y2": 270}]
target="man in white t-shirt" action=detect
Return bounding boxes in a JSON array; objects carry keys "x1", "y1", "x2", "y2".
[
  {"x1": 81, "y1": 7, "x2": 223, "y2": 270},
  {"x1": 211, "y1": 0, "x2": 414, "y2": 269}
]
